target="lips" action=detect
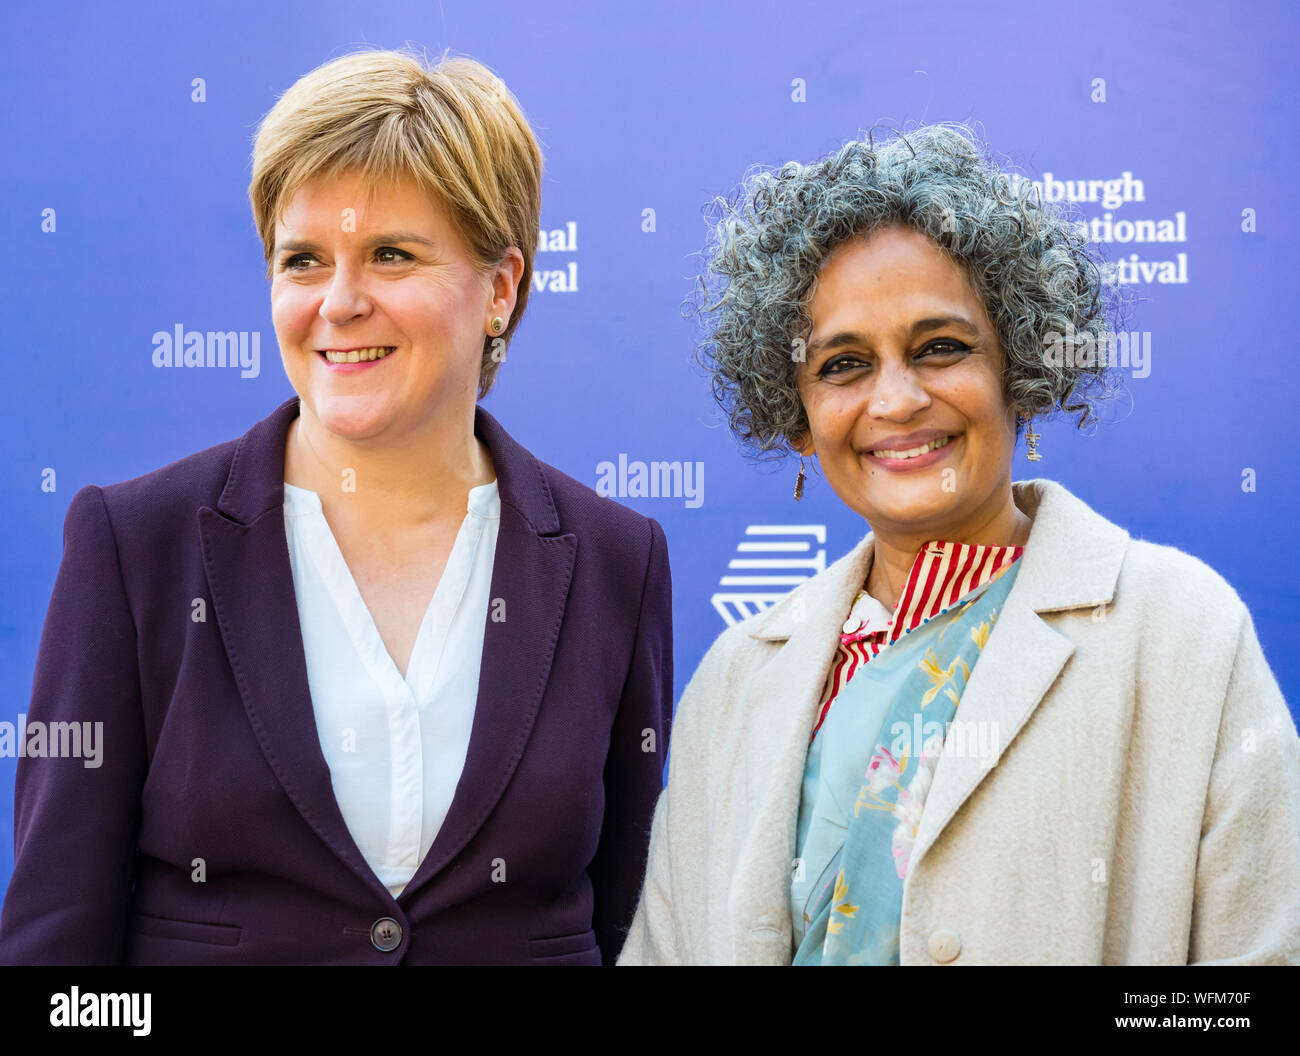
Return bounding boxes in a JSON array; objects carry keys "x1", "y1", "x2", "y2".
[
  {"x1": 863, "y1": 432, "x2": 960, "y2": 471},
  {"x1": 867, "y1": 428, "x2": 953, "y2": 455},
  {"x1": 870, "y1": 436, "x2": 953, "y2": 460},
  {"x1": 318, "y1": 346, "x2": 395, "y2": 364}
]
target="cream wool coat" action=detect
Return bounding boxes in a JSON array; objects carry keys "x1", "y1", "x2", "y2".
[{"x1": 619, "y1": 479, "x2": 1300, "y2": 965}]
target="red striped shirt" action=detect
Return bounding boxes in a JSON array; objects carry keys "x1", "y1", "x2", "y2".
[{"x1": 809, "y1": 539, "x2": 1024, "y2": 739}]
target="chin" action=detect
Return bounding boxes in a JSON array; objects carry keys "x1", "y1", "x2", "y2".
[
  {"x1": 856, "y1": 487, "x2": 957, "y2": 531},
  {"x1": 308, "y1": 394, "x2": 398, "y2": 441},
  {"x1": 870, "y1": 502, "x2": 954, "y2": 531}
]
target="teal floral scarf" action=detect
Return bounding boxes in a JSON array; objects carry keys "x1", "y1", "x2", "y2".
[{"x1": 791, "y1": 560, "x2": 1021, "y2": 965}]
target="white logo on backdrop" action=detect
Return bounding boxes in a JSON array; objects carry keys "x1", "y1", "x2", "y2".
[{"x1": 711, "y1": 525, "x2": 827, "y2": 626}]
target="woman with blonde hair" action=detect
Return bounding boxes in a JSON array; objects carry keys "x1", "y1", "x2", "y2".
[
  {"x1": 0, "y1": 47, "x2": 672, "y2": 965},
  {"x1": 620, "y1": 123, "x2": 1300, "y2": 965}
]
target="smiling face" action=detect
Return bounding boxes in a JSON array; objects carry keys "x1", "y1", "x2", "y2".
[
  {"x1": 795, "y1": 223, "x2": 1021, "y2": 541},
  {"x1": 271, "y1": 168, "x2": 516, "y2": 444}
]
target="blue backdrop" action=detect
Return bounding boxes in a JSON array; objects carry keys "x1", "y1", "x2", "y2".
[{"x1": 3, "y1": 0, "x2": 1298, "y2": 899}]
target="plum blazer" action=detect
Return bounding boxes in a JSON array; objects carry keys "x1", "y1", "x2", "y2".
[{"x1": 0, "y1": 395, "x2": 673, "y2": 965}]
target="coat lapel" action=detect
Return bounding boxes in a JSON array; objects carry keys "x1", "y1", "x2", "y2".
[
  {"x1": 400, "y1": 406, "x2": 576, "y2": 898},
  {"x1": 198, "y1": 396, "x2": 576, "y2": 904},
  {"x1": 198, "y1": 396, "x2": 387, "y2": 899},
  {"x1": 733, "y1": 479, "x2": 1131, "y2": 939},
  {"x1": 909, "y1": 480, "x2": 1129, "y2": 872},
  {"x1": 727, "y1": 537, "x2": 875, "y2": 954}
]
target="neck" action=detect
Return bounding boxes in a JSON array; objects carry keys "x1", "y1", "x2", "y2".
[
  {"x1": 285, "y1": 401, "x2": 495, "y2": 530},
  {"x1": 865, "y1": 485, "x2": 1032, "y2": 612}
]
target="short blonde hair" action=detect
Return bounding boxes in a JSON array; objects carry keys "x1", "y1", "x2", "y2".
[{"x1": 248, "y1": 46, "x2": 543, "y2": 397}]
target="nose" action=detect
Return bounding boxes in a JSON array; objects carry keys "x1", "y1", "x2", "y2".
[
  {"x1": 868, "y1": 358, "x2": 931, "y2": 420},
  {"x1": 318, "y1": 261, "x2": 372, "y2": 325}
]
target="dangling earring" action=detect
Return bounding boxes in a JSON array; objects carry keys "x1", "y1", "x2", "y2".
[
  {"x1": 794, "y1": 458, "x2": 807, "y2": 501},
  {"x1": 1020, "y1": 413, "x2": 1043, "y2": 462}
]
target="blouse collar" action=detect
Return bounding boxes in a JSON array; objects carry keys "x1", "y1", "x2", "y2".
[{"x1": 841, "y1": 538, "x2": 1024, "y2": 647}]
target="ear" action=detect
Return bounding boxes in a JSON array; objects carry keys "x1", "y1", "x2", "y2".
[
  {"x1": 791, "y1": 430, "x2": 816, "y2": 458},
  {"x1": 488, "y1": 246, "x2": 525, "y2": 324}
]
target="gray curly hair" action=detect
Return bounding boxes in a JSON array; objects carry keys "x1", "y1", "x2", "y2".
[{"x1": 690, "y1": 122, "x2": 1131, "y2": 460}]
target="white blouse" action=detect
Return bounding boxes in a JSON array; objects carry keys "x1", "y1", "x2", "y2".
[{"x1": 282, "y1": 479, "x2": 501, "y2": 897}]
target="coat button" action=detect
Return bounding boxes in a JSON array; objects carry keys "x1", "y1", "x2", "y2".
[
  {"x1": 927, "y1": 928, "x2": 961, "y2": 963},
  {"x1": 842, "y1": 616, "x2": 863, "y2": 633},
  {"x1": 370, "y1": 917, "x2": 403, "y2": 952}
]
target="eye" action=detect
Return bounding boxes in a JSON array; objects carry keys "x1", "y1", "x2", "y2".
[
  {"x1": 278, "y1": 247, "x2": 413, "y2": 271},
  {"x1": 918, "y1": 339, "x2": 970, "y2": 358},
  {"x1": 817, "y1": 354, "x2": 869, "y2": 379}
]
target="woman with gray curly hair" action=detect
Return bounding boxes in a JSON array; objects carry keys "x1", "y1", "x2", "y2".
[{"x1": 619, "y1": 123, "x2": 1300, "y2": 965}]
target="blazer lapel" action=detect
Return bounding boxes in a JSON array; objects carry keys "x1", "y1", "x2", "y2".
[
  {"x1": 198, "y1": 396, "x2": 389, "y2": 899},
  {"x1": 398, "y1": 406, "x2": 576, "y2": 899}
]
